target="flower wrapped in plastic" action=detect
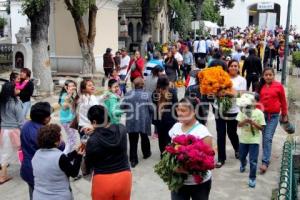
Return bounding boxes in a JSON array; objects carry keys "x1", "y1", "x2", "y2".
[
  {"x1": 154, "y1": 135, "x2": 215, "y2": 192},
  {"x1": 198, "y1": 66, "x2": 234, "y2": 113}
]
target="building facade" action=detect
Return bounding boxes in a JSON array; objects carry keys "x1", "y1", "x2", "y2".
[
  {"x1": 8, "y1": 0, "x2": 122, "y2": 74},
  {"x1": 118, "y1": 0, "x2": 169, "y2": 50},
  {"x1": 220, "y1": 0, "x2": 300, "y2": 32}
]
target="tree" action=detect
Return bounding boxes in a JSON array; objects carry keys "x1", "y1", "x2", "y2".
[
  {"x1": 22, "y1": 0, "x2": 53, "y2": 94},
  {"x1": 169, "y1": 0, "x2": 193, "y2": 38},
  {"x1": 192, "y1": 0, "x2": 234, "y2": 21},
  {"x1": 201, "y1": 0, "x2": 221, "y2": 23},
  {"x1": 64, "y1": 0, "x2": 98, "y2": 75}
]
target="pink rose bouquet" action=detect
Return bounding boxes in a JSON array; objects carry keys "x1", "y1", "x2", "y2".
[{"x1": 154, "y1": 135, "x2": 215, "y2": 191}]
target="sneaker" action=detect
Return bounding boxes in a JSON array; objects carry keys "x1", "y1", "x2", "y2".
[
  {"x1": 235, "y1": 152, "x2": 240, "y2": 159},
  {"x1": 215, "y1": 161, "x2": 225, "y2": 168},
  {"x1": 240, "y1": 166, "x2": 246, "y2": 173},
  {"x1": 248, "y1": 179, "x2": 256, "y2": 188}
]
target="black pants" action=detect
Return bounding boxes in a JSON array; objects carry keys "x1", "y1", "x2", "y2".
[
  {"x1": 157, "y1": 127, "x2": 172, "y2": 157},
  {"x1": 215, "y1": 112, "x2": 239, "y2": 162},
  {"x1": 128, "y1": 132, "x2": 151, "y2": 162},
  {"x1": 182, "y1": 64, "x2": 192, "y2": 80},
  {"x1": 171, "y1": 180, "x2": 212, "y2": 200},
  {"x1": 246, "y1": 74, "x2": 259, "y2": 92}
]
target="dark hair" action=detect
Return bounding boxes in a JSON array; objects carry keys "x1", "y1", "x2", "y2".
[
  {"x1": 110, "y1": 69, "x2": 118, "y2": 76},
  {"x1": 108, "y1": 79, "x2": 118, "y2": 88},
  {"x1": 156, "y1": 75, "x2": 169, "y2": 90},
  {"x1": 152, "y1": 65, "x2": 164, "y2": 76},
  {"x1": 9, "y1": 72, "x2": 19, "y2": 82},
  {"x1": 58, "y1": 80, "x2": 77, "y2": 105},
  {"x1": 106, "y1": 48, "x2": 112, "y2": 53},
  {"x1": 0, "y1": 82, "x2": 17, "y2": 105},
  {"x1": 20, "y1": 68, "x2": 31, "y2": 78},
  {"x1": 80, "y1": 79, "x2": 94, "y2": 94},
  {"x1": 197, "y1": 59, "x2": 206, "y2": 69},
  {"x1": 37, "y1": 124, "x2": 61, "y2": 149},
  {"x1": 30, "y1": 102, "x2": 52, "y2": 124},
  {"x1": 87, "y1": 105, "x2": 110, "y2": 125},
  {"x1": 256, "y1": 67, "x2": 275, "y2": 93},
  {"x1": 227, "y1": 59, "x2": 239, "y2": 71},
  {"x1": 212, "y1": 49, "x2": 222, "y2": 59},
  {"x1": 133, "y1": 77, "x2": 144, "y2": 89},
  {"x1": 179, "y1": 96, "x2": 199, "y2": 111},
  {"x1": 249, "y1": 48, "x2": 256, "y2": 55}
]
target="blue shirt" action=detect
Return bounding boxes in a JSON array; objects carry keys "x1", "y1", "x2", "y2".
[
  {"x1": 144, "y1": 59, "x2": 164, "y2": 76},
  {"x1": 59, "y1": 93, "x2": 75, "y2": 124},
  {"x1": 183, "y1": 51, "x2": 193, "y2": 66}
]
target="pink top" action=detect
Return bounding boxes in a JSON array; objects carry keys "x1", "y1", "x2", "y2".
[{"x1": 15, "y1": 80, "x2": 29, "y2": 90}]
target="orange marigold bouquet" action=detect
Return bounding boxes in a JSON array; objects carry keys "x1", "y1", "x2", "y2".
[{"x1": 198, "y1": 66, "x2": 233, "y2": 113}]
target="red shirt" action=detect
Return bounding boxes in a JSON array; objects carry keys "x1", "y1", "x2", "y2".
[
  {"x1": 128, "y1": 58, "x2": 144, "y2": 80},
  {"x1": 258, "y1": 81, "x2": 288, "y2": 115}
]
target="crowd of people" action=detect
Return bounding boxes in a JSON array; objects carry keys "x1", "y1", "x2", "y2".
[{"x1": 0, "y1": 24, "x2": 296, "y2": 200}]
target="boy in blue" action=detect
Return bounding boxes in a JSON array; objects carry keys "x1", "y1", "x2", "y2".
[{"x1": 236, "y1": 93, "x2": 266, "y2": 188}]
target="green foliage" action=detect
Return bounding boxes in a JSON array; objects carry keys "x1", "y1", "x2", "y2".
[
  {"x1": 68, "y1": 0, "x2": 96, "y2": 17},
  {"x1": 201, "y1": 0, "x2": 221, "y2": 23},
  {"x1": 216, "y1": 0, "x2": 234, "y2": 8},
  {"x1": 0, "y1": 17, "x2": 7, "y2": 29},
  {"x1": 169, "y1": 0, "x2": 193, "y2": 38},
  {"x1": 154, "y1": 152, "x2": 186, "y2": 192},
  {"x1": 21, "y1": 0, "x2": 45, "y2": 16},
  {"x1": 292, "y1": 51, "x2": 300, "y2": 68}
]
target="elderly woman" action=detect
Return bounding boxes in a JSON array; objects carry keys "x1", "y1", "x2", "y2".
[
  {"x1": 85, "y1": 105, "x2": 132, "y2": 200},
  {"x1": 32, "y1": 124, "x2": 83, "y2": 200},
  {"x1": 121, "y1": 77, "x2": 153, "y2": 168}
]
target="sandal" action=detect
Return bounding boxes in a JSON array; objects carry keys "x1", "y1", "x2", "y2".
[
  {"x1": 0, "y1": 176, "x2": 12, "y2": 185},
  {"x1": 215, "y1": 161, "x2": 225, "y2": 168}
]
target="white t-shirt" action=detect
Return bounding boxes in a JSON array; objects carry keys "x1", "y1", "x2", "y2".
[
  {"x1": 193, "y1": 40, "x2": 200, "y2": 53},
  {"x1": 199, "y1": 40, "x2": 207, "y2": 53},
  {"x1": 78, "y1": 95, "x2": 100, "y2": 127},
  {"x1": 119, "y1": 55, "x2": 130, "y2": 76},
  {"x1": 174, "y1": 52, "x2": 183, "y2": 63},
  {"x1": 227, "y1": 75, "x2": 247, "y2": 114},
  {"x1": 169, "y1": 122, "x2": 212, "y2": 185}
]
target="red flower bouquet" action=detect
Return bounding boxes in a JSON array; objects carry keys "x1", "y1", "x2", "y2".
[{"x1": 154, "y1": 135, "x2": 215, "y2": 191}]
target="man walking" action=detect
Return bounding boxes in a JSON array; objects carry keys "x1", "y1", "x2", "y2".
[{"x1": 242, "y1": 48, "x2": 262, "y2": 91}]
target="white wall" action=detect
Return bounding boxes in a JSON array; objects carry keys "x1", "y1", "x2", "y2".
[
  {"x1": 10, "y1": 1, "x2": 28, "y2": 44},
  {"x1": 220, "y1": 0, "x2": 300, "y2": 32}
]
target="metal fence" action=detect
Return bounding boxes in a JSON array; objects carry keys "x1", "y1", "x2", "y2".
[{"x1": 277, "y1": 137, "x2": 298, "y2": 200}]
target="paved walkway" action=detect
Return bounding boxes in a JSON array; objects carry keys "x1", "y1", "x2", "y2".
[{"x1": 0, "y1": 84, "x2": 293, "y2": 200}]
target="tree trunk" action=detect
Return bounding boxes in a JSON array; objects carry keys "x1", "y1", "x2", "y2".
[
  {"x1": 196, "y1": 0, "x2": 204, "y2": 21},
  {"x1": 65, "y1": 0, "x2": 97, "y2": 76},
  {"x1": 141, "y1": 0, "x2": 151, "y2": 56},
  {"x1": 27, "y1": 0, "x2": 53, "y2": 95}
]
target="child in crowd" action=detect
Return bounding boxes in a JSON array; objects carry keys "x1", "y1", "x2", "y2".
[
  {"x1": 103, "y1": 79, "x2": 123, "y2": 125},
  {"x1": 58, "y1": 80, "x2": 78, "y2": 153},
  {"x1": 236, "y1": 93, "x2": 266, "y2": 188},
  {"x1": 78, "y1": 79, "x2": 98, "y2": 137},
  {"x1": 109, "y1": 69, "x2": 122, "y2": 96}
]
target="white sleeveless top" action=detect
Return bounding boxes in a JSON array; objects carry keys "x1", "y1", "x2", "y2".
[{"x1": 169, "y1": 122, "x2": 212, "y2": 185}]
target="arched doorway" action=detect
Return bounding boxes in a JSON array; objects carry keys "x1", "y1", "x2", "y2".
[
  {"x1": 248, "y1": 3, "x2": 280, "y2": 29},
  {"x1": 136, "y1": 22, "x2": 142, "y2": 42},
  {"x1": 15, "y1": 52, "x2": 24, "y2": 69},
  {"x1": 128, "y1": 22, "x2": 134, "y2": 41}
]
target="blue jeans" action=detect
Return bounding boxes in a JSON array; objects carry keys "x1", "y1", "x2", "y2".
[
  {"x1": 22, "y1": 101, "x2": 31, "y2": 120},
  {"x1": 239, "y1": 143, "x2": 259, "y2": 180},
  {"x1": 119, "y1": 75, "x2": 127, "y2": 95},
  {"x1": 262, "y1": 113, "x2": 280, "y2": 166}
]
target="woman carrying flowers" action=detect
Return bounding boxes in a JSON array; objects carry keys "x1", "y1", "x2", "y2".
[
  {"x1": 214, "y1": 60, "x2": 247, "y2": 168},
  {"x1": 168, "y1": 97, "x2": 213, "y2": 200}
]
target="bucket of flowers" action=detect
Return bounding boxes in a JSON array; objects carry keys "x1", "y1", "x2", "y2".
[
  {"x1": 198, "y1": 66, "x2": 234, "y2": 114},
  {"x1": 154, "y1": 135, "x2": 215, "y2": 192}
]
